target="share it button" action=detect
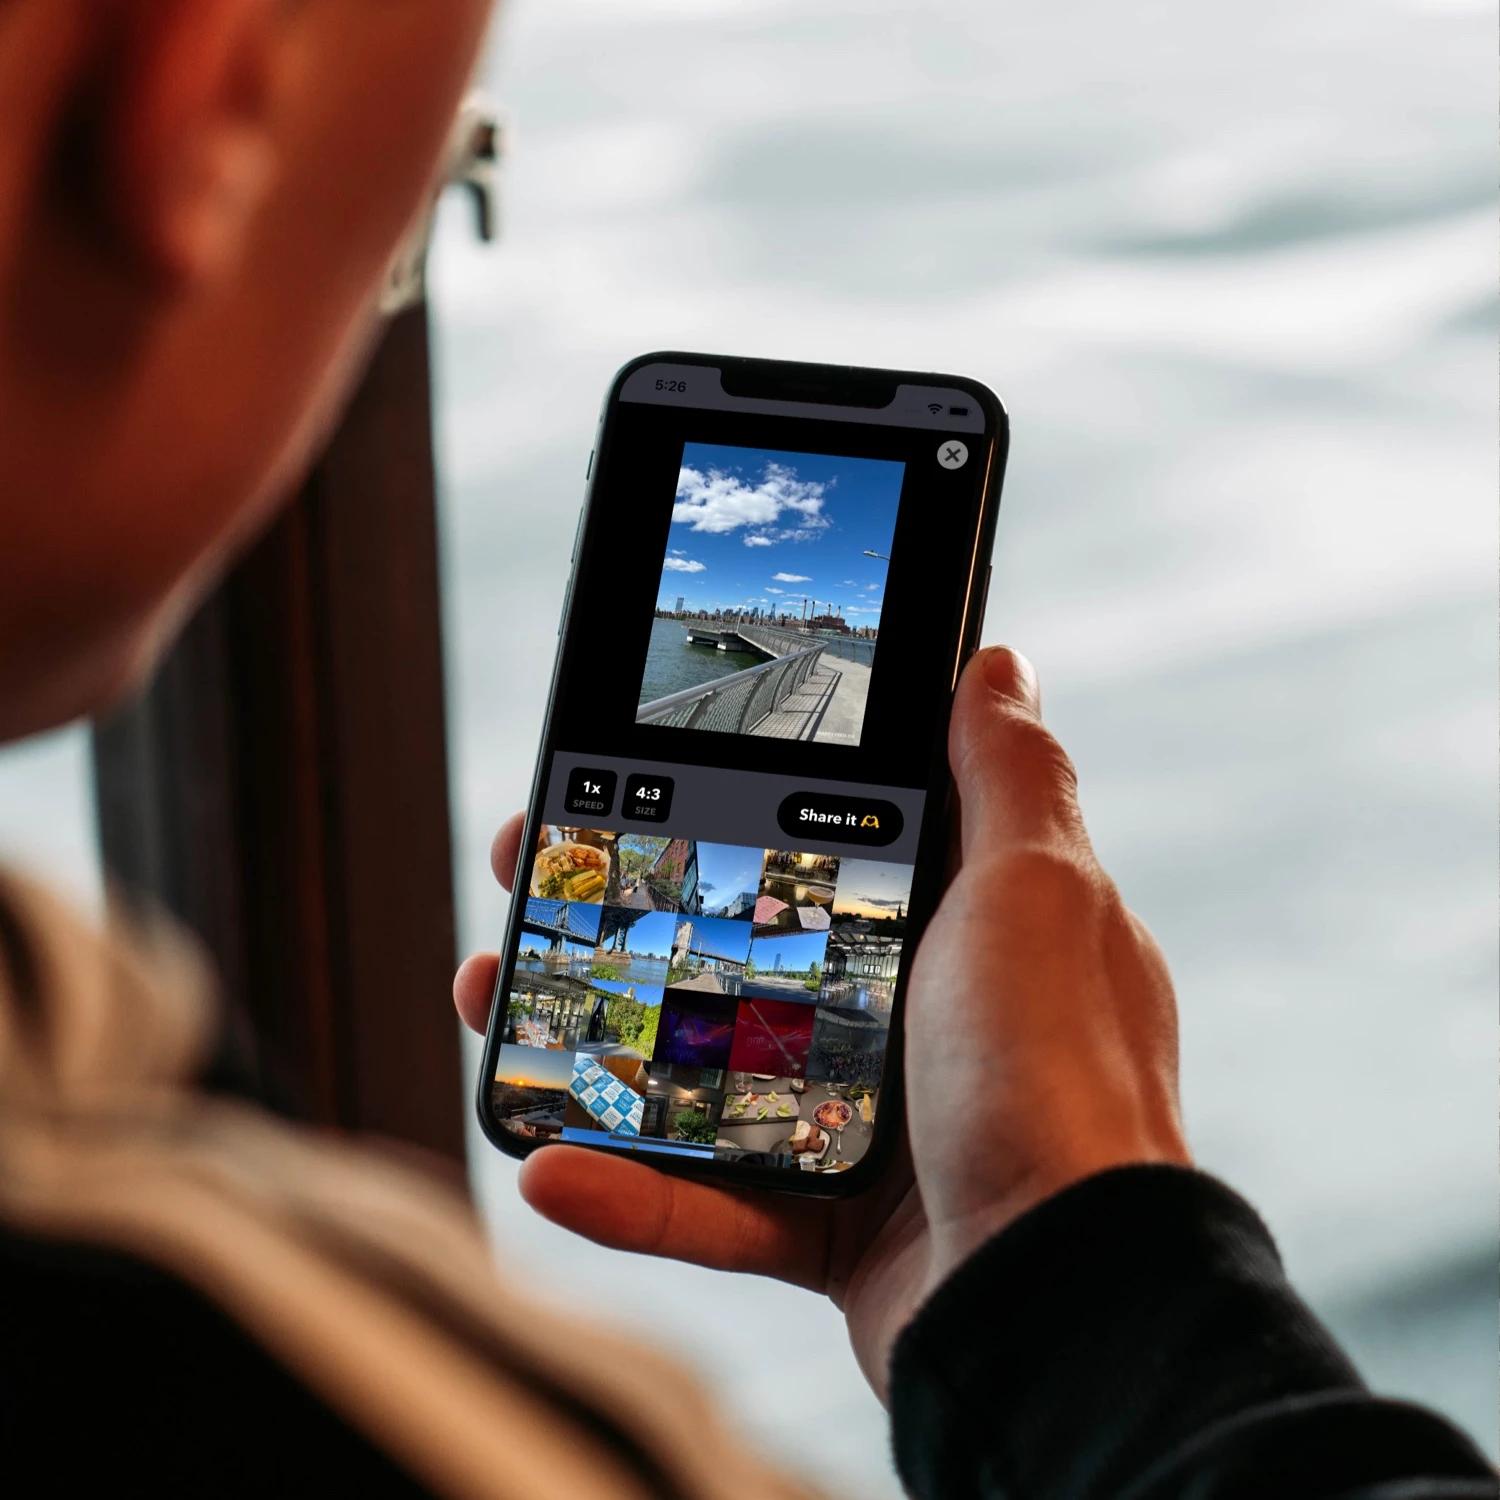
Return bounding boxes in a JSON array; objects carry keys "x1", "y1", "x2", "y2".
[{"x1": 776, "y1": 791, "x2": 903, "y2": 847}]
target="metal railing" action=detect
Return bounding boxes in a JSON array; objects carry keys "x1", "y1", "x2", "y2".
[
  {"x1": 733, "y1": 622, "x2": 874, "y2": 666},
  {"x1": 636, "y1": 643, "x2": 827, "y2": 733}
]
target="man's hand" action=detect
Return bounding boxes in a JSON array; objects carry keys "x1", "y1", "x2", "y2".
[{"x1": 453, "y1": 647, "x2": 1189, "y2": 1399}]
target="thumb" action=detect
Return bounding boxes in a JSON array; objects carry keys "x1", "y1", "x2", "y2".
[{"x1": 949, "y1": 647, "x2": 1088, "y2": 860}]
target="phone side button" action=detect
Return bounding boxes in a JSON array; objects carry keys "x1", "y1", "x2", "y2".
[
  {"x1": 556, "y1": 579, "x2": 573, "y2": 637},
  {"x1": 957, "y1": 563, "x2": 993, "y2": 683}
]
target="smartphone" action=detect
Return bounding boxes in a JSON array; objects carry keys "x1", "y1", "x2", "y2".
[{"x1": 478, "y1": 352, "x2": 1007, "y2": 1195}]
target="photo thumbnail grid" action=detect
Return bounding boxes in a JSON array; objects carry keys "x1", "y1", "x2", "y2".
[
  {"x1": 635, "y1": 442, "x2": 904, "y2": 748},
  {"x1": 496, "y1": 828, "x2": 912, "y2": 1171}
]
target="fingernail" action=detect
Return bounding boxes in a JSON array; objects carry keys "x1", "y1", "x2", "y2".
[{"x1": 981, "y1": 646, "x2": 1040, "y2": 711}]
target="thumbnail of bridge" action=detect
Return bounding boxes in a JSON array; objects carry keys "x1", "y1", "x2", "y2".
[
  {"x1": 670, "y1": 918, "x2": 747, "y2": 978},
  {"x1": 521, "y1": 899, "x2": 647, "y2": 958},
  {"x1": 520, "y1": 901, "x2": 746, "y2": 977},
  {"x1": 636, "y1": 622, "x2": 870, "y2": 741}
]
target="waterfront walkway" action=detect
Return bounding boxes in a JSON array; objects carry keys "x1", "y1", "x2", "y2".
[
  {"x1": 654, "y1": 623, "x2": 872, "y2": 742},
  {"x1": 748, "y1": 657, "x2": 870, "y2": 742}
]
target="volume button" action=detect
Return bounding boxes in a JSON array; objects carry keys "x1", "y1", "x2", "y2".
[{"x1": 978, "y1": 563, "x2": 993, "y2": 628}]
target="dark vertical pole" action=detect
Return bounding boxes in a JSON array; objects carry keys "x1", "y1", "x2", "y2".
[{"x1": 92, "y1": 303, "x2": 465, "y2": 1163}]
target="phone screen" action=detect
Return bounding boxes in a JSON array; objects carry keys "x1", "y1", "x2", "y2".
[{"x1": 481, "y1": 355, "x2": 1005, "y2": 1188}]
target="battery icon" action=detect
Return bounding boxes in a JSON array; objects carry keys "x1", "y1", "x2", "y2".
[{"x1": 949, "y1": 405, "x2": 969, "y2": 416}]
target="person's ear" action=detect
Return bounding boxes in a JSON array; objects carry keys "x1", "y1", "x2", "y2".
[{"x1": 107, "y1": 0, "x2": 283, "y2": 290}]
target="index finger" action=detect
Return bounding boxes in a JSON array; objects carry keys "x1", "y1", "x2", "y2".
[
  {"x1": 518, "y1": 1146, "x2": 832, "y2": 1290},
  {"x1": 491, "y1": 812, "x2": 526, "y2": 892},
  {"x1": 948, "y1": 646, "x2": 1088, "y2": 860}
]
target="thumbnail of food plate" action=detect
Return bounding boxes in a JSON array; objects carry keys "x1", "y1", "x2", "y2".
[{"x1": 530, "y1": 826, "x2": 615, "y2": 905}]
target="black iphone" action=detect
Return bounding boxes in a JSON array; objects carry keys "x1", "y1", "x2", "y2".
[{"x1": 477, "y1": 352, "x2": 1007, "y2": 1196}]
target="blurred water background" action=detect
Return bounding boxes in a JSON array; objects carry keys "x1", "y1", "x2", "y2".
[{"x1": 0, "y1": 0, "x2": 1491, "y2": 1492}]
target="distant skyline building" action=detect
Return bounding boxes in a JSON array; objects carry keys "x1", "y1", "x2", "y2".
[
  {"x1": 721, "y1": 890, "x2": 756, "y2": 920},
  {"x1": 674, "y1": 595, "x2": 684, "y2": 611}
]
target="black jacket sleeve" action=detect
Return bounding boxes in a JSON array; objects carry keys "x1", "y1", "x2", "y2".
[
  {"x1": 888, "y1": 1165, "x2": 1496, "y2": 1500},
  {"x1": 0, "y1": 1229, "x2": 431, "y2": 1498}
]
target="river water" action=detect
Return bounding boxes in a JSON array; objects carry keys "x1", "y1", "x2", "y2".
[
  {"x1": 638, "y1": 618, "x2": 878, "y2": 708},
  {"x1": 637, "y1": 617, "x2": 762, "y2": 705},
  {"x1": 517, "y1": 953, "x2": 671, "y2": 986}
]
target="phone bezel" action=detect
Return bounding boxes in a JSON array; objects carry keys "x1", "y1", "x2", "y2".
[{"x1": 475, "y1": 350, "x2": 1008, "y2": 1198}]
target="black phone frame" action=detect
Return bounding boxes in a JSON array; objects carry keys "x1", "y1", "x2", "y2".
[{"x1": 476, "y1": 350, "x2": 1009, "y2": 1199}]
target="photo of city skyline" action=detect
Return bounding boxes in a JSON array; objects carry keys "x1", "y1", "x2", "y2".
[
  {"x1": 517, "y1": 897, "x2": 601, "y2": 972},
  {"x1": 655, "y1": 443, "x2": 903, "y2": 622},
  {"x1": 494, "y1": 1043, "x2": 575, "y2": 1091},
  {"x1": 831, "y1": 859, "x2": 913, "y2": 924},
  {"x1": 635, "y1": 441, "x2": 905, "y2": 746},
  {"x1": 743, "y1": 930, "x2": 829, "y2": 1002}
]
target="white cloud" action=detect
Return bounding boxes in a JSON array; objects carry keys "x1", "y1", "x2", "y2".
[
  {"x1": 743, "y1": 535, "x2": 773, "y2": 547},
  {"x1": 662, "y1": 556, "x2": 705, "y2": 573},
  {"x1": 772, "y1": 572, "x2": 811, "y2": 583},
  {"x1": 765, "y1": 587, "x2": 784, "y2": 594},
  {"x1": 674, "y1": 462, "x2": 827, "y2": 535}
]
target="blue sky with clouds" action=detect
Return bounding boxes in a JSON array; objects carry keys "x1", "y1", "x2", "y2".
[
  {"x1": 654, "y1": 442, "x2": 905, "y2": 622},
  {"x1": 693, "y1": 842, "x2": 766, "y2": 911}
]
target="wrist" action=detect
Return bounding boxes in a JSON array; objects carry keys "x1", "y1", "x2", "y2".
[{"x1": 923, "y1": 1137, "x2": 1192, "y2": 1299}]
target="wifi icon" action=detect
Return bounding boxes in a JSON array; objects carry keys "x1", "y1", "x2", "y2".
[{"x1": 927, "y1": 402, "x2": 943, "y2": 415}]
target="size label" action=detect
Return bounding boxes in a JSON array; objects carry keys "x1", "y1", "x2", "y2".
[{"x1": 622, "y1": 773, "x2": 675, "y2": 823}]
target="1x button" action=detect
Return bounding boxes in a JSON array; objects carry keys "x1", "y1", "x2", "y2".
[{"x1": 564, "y1": 767, "x2": 617, "y2": 819}]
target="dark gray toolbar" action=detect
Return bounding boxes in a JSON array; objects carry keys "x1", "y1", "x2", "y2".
[{"x1": 543, "y1": 751, "x2": 927, "y2": 864}]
